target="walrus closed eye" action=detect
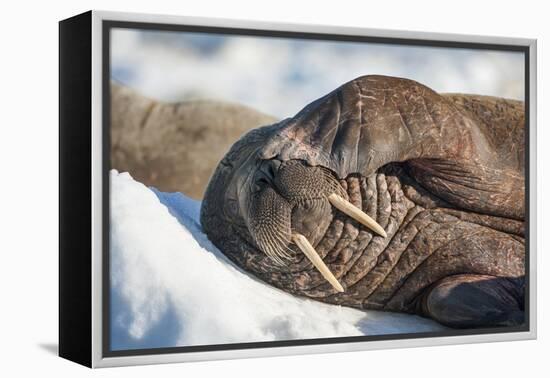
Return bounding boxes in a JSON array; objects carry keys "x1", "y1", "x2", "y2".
[{"x1": 201, "y1": 75, "x2": 525, "y2": 329}]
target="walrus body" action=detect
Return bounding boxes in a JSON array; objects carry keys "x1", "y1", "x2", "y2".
[{"x1": 201, "y1": 75, "x2": 525, "y2": 328}]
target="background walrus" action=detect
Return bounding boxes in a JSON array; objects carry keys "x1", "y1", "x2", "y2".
[
  {"x1": 201, "y1": 75, "x2": 525, "y2": 328},
  {"x1": 111, "y1": 82, "x2": 277, "y2": 199}
]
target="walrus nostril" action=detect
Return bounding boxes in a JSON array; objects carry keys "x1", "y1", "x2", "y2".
[
  {"x1": 257, "y1": 159, "x2": 282, "y2": 182},
  {"x1": 268, "y1": 159, "x2": 281, "y2": 176}
]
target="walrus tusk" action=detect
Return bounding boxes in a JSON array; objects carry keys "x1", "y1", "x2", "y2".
[
  {"x1": 328, "y1": 193, "x2": 387, "y2": 238},
  {"x1": 291, "y1": 233, "x2": 345, "y2": 293}
]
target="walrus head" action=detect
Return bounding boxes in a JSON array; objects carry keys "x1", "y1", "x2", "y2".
[{"x1": 200, "y1": 75, "x2": 525, "y2": 309}]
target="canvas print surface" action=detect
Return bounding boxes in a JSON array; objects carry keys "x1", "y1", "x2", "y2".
[{"x1": 107, "y1": 25, "x2": 527, "y2": 353}]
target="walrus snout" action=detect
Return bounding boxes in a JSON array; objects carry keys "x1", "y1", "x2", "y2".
[{"x1": 244, "y1": 159, "x2": 387, "y2": 292}]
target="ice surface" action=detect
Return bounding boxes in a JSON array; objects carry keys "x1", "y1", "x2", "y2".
[{"x1": 110, "y1": 170, "x2": 444, "y2": 350}]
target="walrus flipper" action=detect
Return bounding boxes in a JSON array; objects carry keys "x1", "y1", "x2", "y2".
[{"x1": 420, "y1": 274, "x2": 525, "y2": 328}]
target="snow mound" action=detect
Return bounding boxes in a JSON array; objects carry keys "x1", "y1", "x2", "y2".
[{"x1": 110, "y1": 170, "x2": 444, "y2": 350}]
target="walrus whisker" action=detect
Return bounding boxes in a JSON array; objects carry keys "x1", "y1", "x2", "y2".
[
  {"x1": 267, "y1": 230, "x2": 295, "y2": 266},
  {"x1": 319, "y1": 169, "x2": 348, "y2": 197},
  {"x1": 256, "y1": 229, "x2": 286, "y2": 266},
  {"x1": 327, "y1": 193, "x2": 387, "y2": 237},
  {"x1": 291, "y1": 233, "x2": 345, "y2": 293},
  {"x1": 271, "y1": 232, "x2": 294, "y2": 260}
]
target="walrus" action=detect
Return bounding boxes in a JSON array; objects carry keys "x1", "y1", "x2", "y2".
[
  {"x1": 201, "y1": 75, "x2": 525, "y2": 328},
  {"x1": 111, "y1": 82, "x2": 277, "y2": 199}
]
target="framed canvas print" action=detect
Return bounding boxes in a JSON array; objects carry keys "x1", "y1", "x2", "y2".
[{"x1": 59, "y1": 10, "x2": 537, "y2": 368}]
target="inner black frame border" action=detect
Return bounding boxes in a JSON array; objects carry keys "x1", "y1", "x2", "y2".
[{"x1": 101, "y1": 19, "x2": 531, "y2": 358}]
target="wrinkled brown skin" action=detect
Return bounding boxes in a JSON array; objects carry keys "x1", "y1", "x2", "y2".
[{"x1": 201, "y1": 75, "x2": 525, "y2": 328}]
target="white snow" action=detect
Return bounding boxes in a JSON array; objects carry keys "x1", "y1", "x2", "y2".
[{"x1": 110, "y1": 170, "x2": 444, "y2": 350}]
